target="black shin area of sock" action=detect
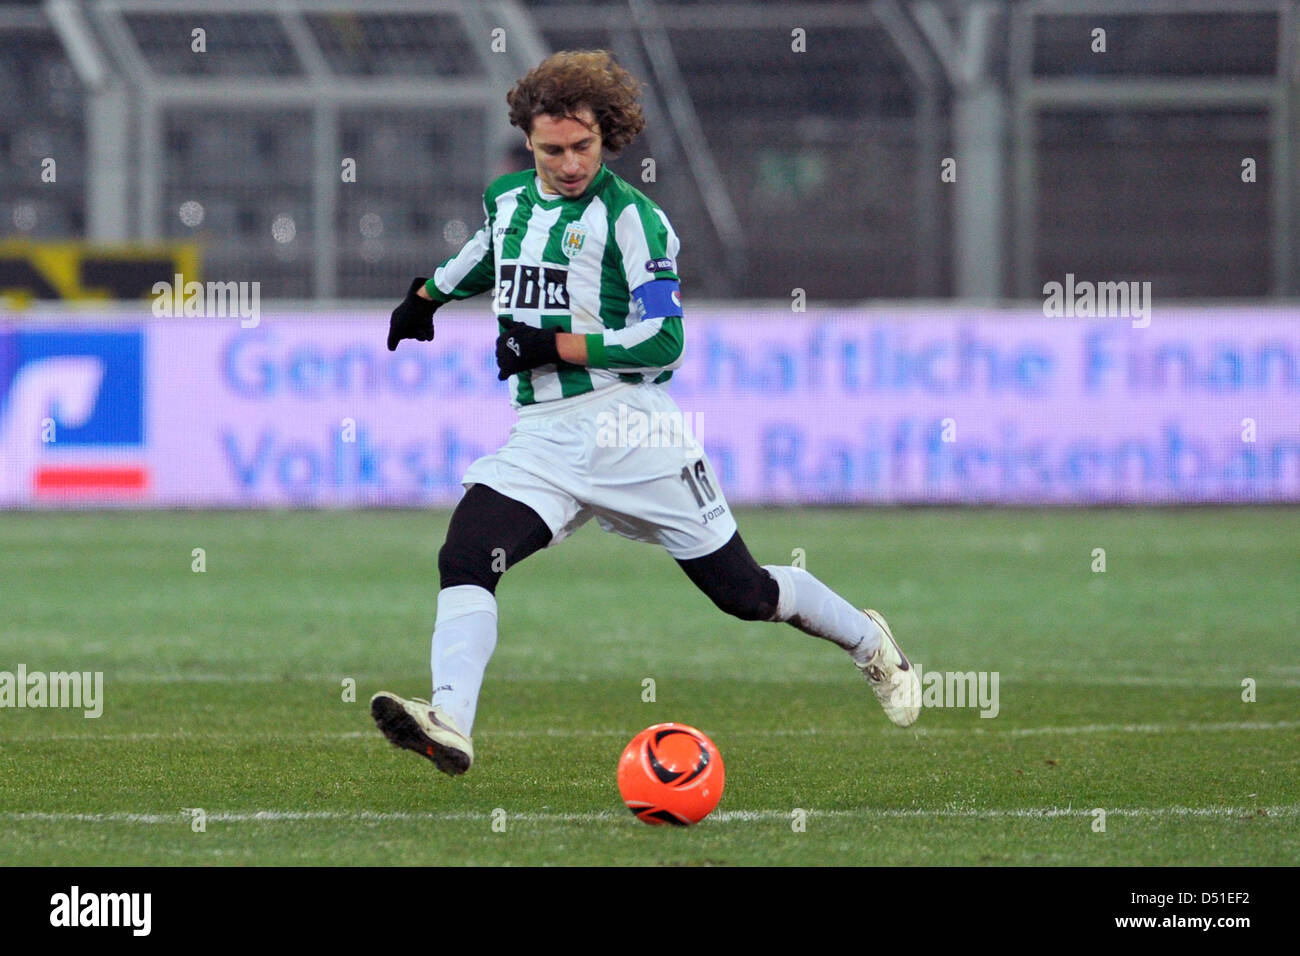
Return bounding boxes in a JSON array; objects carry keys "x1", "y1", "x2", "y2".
[
  {"x1": 437, "y1": 484, "x2": 553, "y2": 593},
  {"x1": 675, "y1": 531, "x2": 780, "y2": 622}
]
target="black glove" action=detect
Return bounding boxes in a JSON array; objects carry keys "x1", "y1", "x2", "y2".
[
  {"x1": 495, "y1": 319, "x2": 560, "y2": 380},
  {"x1": 387, "y1": 276, "x2": 439, "y2": 351}
]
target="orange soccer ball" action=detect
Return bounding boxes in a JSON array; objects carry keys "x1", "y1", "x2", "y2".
[{"x1": 617, "y1": 723, "x2": 725, "y2": 826}]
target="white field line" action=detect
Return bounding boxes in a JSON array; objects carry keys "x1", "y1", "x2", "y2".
[
  {"x1": 99, "y1": 673, "x2": 1300, "y2": 688},
  {"x1": 10, "y1": 719, "x2": 1300, "y2": 743},
  {"x1": 1028, "y1": 675, "x2": 1300, "y2": 688},
  {"x1": 1, "y1": 806, "x2": 1296, "y2": 826},
  {"x1": 954, "y1": 719, "x2": 1300, "y2": 737}
]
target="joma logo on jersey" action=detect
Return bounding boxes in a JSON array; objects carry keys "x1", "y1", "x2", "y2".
[
  {"x1": 496, "y1": 263, "x2": 569, "y2": 312},
  {"x1": 561, "y1": 223, "x2": 587, "y2": 259}
]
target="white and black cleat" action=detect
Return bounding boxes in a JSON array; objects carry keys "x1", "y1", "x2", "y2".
[
  {"x1": 370, "y1": 692, "x2": 474, "y2": 776},
  {"x1": 856, "y1": 609, "x2": 922, "y2": 728}
]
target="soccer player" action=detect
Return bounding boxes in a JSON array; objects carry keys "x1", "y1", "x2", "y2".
[{"x1": 371, "y1": 51, "x2": 920, "y2": 776}]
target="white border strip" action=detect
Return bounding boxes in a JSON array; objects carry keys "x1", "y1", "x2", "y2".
[
  {"x1": 11, "y1": 719, "x2": 1299, "y2": 743},
  {"x1": 3, "y1": 806, "x2": 1297, "y2": 825}
]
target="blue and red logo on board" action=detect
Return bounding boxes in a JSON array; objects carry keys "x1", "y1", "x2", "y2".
[{"x1": 0, "y1": 328, "x2": 147, "y2": 499}]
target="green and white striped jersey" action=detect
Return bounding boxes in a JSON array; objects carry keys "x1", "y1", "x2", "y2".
[{"x1": 423, "y1": 164, "x2": 684, "y2": 407}]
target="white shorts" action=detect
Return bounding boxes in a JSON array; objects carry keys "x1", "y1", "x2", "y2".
[{"x1": 462, "y1": 382, "x2": 736, "y2": 560}]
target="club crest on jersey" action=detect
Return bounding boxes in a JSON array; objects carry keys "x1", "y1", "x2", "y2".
[{"x1": 561, "y1": 222, "x2": 587, "y2": 259}]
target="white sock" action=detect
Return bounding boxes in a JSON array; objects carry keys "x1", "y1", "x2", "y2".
[
  {"x1": 429, "y1": 584, "x2": 498, "y2": 735},
  {"x1": 762, "y1": 565, "x2": 883, "y2": 663}
]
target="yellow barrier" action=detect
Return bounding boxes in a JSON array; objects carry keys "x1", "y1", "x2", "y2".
[{"x1": 0, "y1": 241, "x2": 200, "y2": 306}]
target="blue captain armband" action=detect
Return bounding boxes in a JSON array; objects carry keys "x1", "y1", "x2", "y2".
[{"x1": 632, "y1": 278, "x2": 684, "y2": 320}]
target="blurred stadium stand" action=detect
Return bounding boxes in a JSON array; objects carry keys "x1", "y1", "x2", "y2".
[{"x1": 1, "y1": 0, "x2": 1297, "y2": 302}]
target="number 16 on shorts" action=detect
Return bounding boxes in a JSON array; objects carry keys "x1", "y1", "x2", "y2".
[{"x1": 681, "y1": 458, "x2": 727, "y2": 526}]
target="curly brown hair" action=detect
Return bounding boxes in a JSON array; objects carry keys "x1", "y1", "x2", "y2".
[{"x1": 506, "y1": 50, "x2": 646, "y2": 153}]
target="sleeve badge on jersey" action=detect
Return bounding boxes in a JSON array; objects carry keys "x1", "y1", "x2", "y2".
[{"x1": 645, "y1": 257, "x2": 674, "y2": 273}]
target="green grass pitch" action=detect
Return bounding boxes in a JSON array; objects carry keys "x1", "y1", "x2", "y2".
[{"x1": 1, "y1": 507, "x2": 1297, "y2": 866}]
